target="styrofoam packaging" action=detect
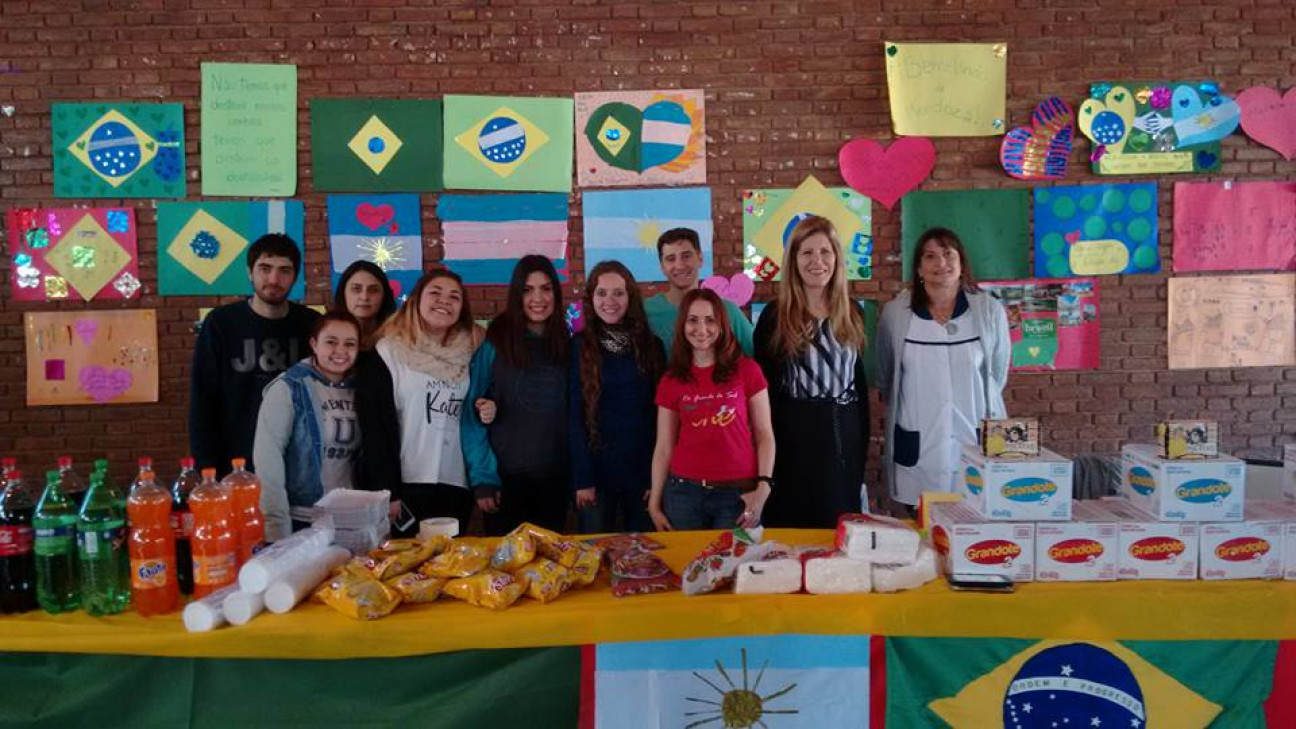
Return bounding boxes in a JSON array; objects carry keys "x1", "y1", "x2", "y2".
[
  {"x1": 264, "y1": 545, "x2": 352, "y2": 614},
  {"x1": 960, "y1": 445, "x2": 1074, "y2": 521},
  {"x1": 1121, "y1": 444, "x2": 1245, "y2": 522},
  {"x1": 1033, "y1": 500, "x2": 1119, "y2": 582},
  {"x1": 804, "y1": 554, "x2": 872, "y2": 594},
  {"x1": 873, "y1": 543, "x2": 938, "y2": 593},
  {"x1": 238, "y1": 519, "x2": 336, "y2": 593},
  {"x1": 1284, "y1": 445, "x2": 1296, "y2": 502},
  {"x1": 1097, "y1": 498, "x2": 1200, "y2": 580},
  {"x1": 1198, "y1": 516, "x2": 1283, "y2": 581},
  {"x1": 734, "y1": 559, "x2": 802, "y2": 594},
  {"x1": 929, "y1": 502, "x2": 1034, "y2": 582},
  {"x1": 835, "y1": 513, "x2": 920, "y2": 563}
]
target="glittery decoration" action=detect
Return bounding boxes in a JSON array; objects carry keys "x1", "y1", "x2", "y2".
[
  {"x1": 44, "y1": 276, "x2": 69, "y2": 299},
  {"x1": 70, "y1": 245, "x2": 96, "y2": 269},
  {"x1": 1199, "y1": 81, "x2": 1219, "y2": 97},
  {"x1": 105, "y1": 210, "x2": 130, "y2": 233},
  {"x1": 992, "y1": 44, "x2": 1007, "y2": 58},
  {"x1": 112, "y1": 272, "x2": 141, "y2": 298},
  {"x1": 16, "y1": 264, "x2": 40, "y2": 289},
  {"x1": 25, "y1": 227, "x2": 49, "y2": 249},
  {"x1": 992, "y1": 118, "x2": 1004, "y2": 130},
  {"x1": 1091, "y1": 83, "x2": 1113, "y2": 100},
  {"x1": 1150, "y1": 87, "x2": 1172, "y2": 109},
  {"x1": 1135, "y1": 87, "x2": 1153, "y2": 105},
  {"x1": 14, "y1": 253, "x2": 31, "y2": 266},
  {"x1": 46, "y1": 213, "x2": 61, "y2": 238},
  {"x1": 15, "y1": 208, "x2": 36, "y2": 231},
  {"x1": 189, "y1": 231, "x2": 220, "y2": 259}
]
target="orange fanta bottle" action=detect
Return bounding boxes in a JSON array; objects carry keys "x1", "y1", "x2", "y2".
[
  {"x1": 221, "y1": 458, "x2": 265, "y2": 564},
  {"x1": 189, "y1": 468, "x2": 237, "y2": 598},
  {"x1": 127, "y1": 469, "x2": 178, "y2": 615}
]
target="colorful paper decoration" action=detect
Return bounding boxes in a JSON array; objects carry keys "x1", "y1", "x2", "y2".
[
  {"x1": 310, "y1": 99, "x2": 443, "y2": 191},
  {"x1": 838, "y1": 137, "x2": 935, "y2": 209},
  {"x1": 983, "y1": 279, "x2": 1101, "y2": 371},
  {"x1": 438, "y1": 193, "x2": 569, "y2": 285},
  {"x1": 900, "y1": 189, "x2": 1030, "y2": 281},
  {"x1": 1078, "y1": 81, "x2": 1237, "y2": 175},
  {"x1": 1033, "y1": 183, "x2": 1160, "y2": 277},
  {"x1": 883, "y1": 42, "x2": 1008, "y2": 137},
  {"x1": 201, "y1": 63, "x2": 298, "y2": 196},
  {"x1": 701, "y1": 273, "x2": 755, "y2": 308},
  {"x1": 582, "y1": 187, "x2": 712, "y2": 284},
  {"x1": 157, "y1": 201, "x2": 306, "y2": 298},
  {"x1": 1236, "y1": 87, "x2": 1296, "y2": 160},
  {"x1": 1168, "y1": 274, "x2": 1295, "y2": 370},
  {"x1": 574, "y1": 89, "x2": 706, "y2": 188},
  {"x1": 25, "y1": 310, "x2": 158, "y2": 406},
  {"x1": 442, "y1": 95, "x2": 573, "y2": 192},
  {"x1": 325, "y1": 194, "x2": 423, "y2": 300},
  {"x1": 1000, "y1": 97, "x2": 1074, "y2": 180},
  {"x1": 51, "y1": 103, "x2": 185, "y2": 199},
  {"x1": 742, "y1": 177, "x2": 872, "y2": 282},
  {"x1": 6, "y1": 207, "x2": 141, "y2": 301},
  {"x1": 1172, "y1": 181, "x2": 1296, "y2": 273}
]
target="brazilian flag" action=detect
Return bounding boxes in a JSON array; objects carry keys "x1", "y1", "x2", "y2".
[{"x1": 310, "y1": 99, "x2": 443, "y2": 192}]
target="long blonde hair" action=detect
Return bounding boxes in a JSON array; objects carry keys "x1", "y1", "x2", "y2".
[
  {"x1": 374, "y1": 270, "x2": 474, "y2": 348},
  {"x1": 769, "y1": 216, "x2": 865, "y2": 357}
]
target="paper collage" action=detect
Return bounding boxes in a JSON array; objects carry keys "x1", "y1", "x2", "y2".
[
  {"x1": 1236, "y1": 87, "x2": 1296, "y2": 160},
  {"x1": 438, "y1": 193, "x2": 569, "y2": 285},
  {"x1": 1078, "y1": 81, "x2": 1237, "y2": 175},
  {"x1": 6, "y1": 207, "x2": 141, "y2": 301},
  {"x1": 1000, "y1": 96, "x2": 1074, "y2": 180},
  {"x1": 742, "y1": 177, "x2": 872, "y2": 282},
  {"x1": 983, "y1": 279, "x2": 1101, "y2": 371},
  {"x1": 52, "y1": 103, "x2": 185, "y2": 199},
  {"x1": 1168, "y1": 274, "x2": 1295, "y2": 369},
  {"x1": 901, "y1": 189, "x2": 1031, "y2": 281},
  {"x1": 575, "y1": 89, "x2": 705, "y2": 188},
  {"x1": 25, "y1": 310, "x2": 158, "y2": 406},
  {"x1": 201, "y1": 63, "x2": 298, "y2": 197},
  {"x1": 310, "y1": 99, "x2": 443, "y2": 192},
  {"x1": 442, "y1": 95, "x2": 573, "y2": 192},
  {"x1": 1172, "y1": 181, "x2": 1296, "y2": 272},
  {"x1": 883, "y1": 42, "x2": 1008, "y2": 137},
  {"x1": 582, "y1": 187, "x2": 713, "y2": 283},
  {"x1": 157, "y1": 200, "x2": 306, "y2": 298},
  {"x1": 1033, "y1": 183, "x2": 1160, "y2": 278},
  {"x1": 326, "y1": 194, "x2": 424, "y2": 300}
]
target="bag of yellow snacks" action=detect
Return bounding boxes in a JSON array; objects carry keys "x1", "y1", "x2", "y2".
[
  {"x1": 491, "y1": 532, "x2": 537, "y2": 572},
  {"x1": 419, "y1": 539, "x2": 492, "y2": 579},
  {"x1": 565, "y1": 544, "x2": 604, "y2": 586},
  {"x1": 365, "y1": 537, "x2": 447, "y2": 580},
  {"x1": 316, "y1": 569, "x2": 403, "y2": 620},
  {"x1": 384, "y1": 571, "x2": 446, "y2": 604},
  {"x1": 514, "y1": 558, "x2": 570, "y2": 603},
  {"x1": 443, "y1": 570, "x2": 528, "y2": 610}
]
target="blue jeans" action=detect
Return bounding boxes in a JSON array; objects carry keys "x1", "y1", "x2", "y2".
[
  {"x1": 663, "y1": 475, "x2": 746, "y2": 531},
  {"x1": 577, "y1": 488, "x2": 654, "y2": 534}
]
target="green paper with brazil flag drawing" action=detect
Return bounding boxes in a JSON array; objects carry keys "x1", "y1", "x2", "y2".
[
  {"x1": 52, "y1": 103, "x2": 186, "y2": 199},
  {"x1": 442, "y1": 94, "x2": 573, "y2": 193},
  {"x1": 310, "y1": 99, "x2": 443, "y2": 192}
]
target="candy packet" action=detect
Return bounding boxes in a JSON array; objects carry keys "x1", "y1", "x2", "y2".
[
  {"x1": 419, "y1": 539, "x2": 493, "y2": 579},
  {"x1": 444, "y1": 570, "x2": 528, "y2": 610},
  {"x1": 365, "y1": 537, "x2": 448, "y2": 580},
  {"x1": 316, "y1": 568, "x2": 403, "y2": 620},
  {"x1": 384, "y1": 571, "x2": 446, "y2": 604},
  {"x1": 610, "y1": 546, "x2": 680, "y2": 598},
  {"x1": 514, "y1": 558, "x2": 571, "y2": 603}
]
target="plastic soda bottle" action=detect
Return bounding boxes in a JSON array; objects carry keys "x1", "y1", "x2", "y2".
[
  {"x1": 34, "y1": 470, "x2": 80, "y2": 613},
  {"x1": 171, "y1": 457, "x2": 200, "y2": 595},
  {"x1": 0, "y1": 468, "x2": 37, "y2": 614},
  {"x1": 189, "y1": 468, "x2": 237, "y2": 598},
  {"x1": 77, "y1": 471, "x2": 131, "y2": 615},
  {"x1": 56, "y1": 456, "x2": 87, "y2": 509},
  {"x1": 129, "y1": 458, "x2": 153, "y2": 494},
  {"x1": 127, "y1": 469, "x2": 178, "y2": 615},
  {"x1": 94, "y1": 458, "x2": 127, "y2": 510},
  {"x1": 222, "y1": 458, "x2": 265, "y2": 564}
]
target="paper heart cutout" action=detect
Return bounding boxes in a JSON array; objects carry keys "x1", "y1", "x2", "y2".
[
  {"x1": 78, "y1": 366, "x2": 133, "y2": 403},
  {"x1": 356, "y1": 203, "x2": 395, "y2": 231},
  {"x1": 73, "y1": 318, "x2": 99, "y2": 345},
  {"x1": 837, "y1": 137, "x2": 936, "y2": 209},
  {"x1": 1170, "y1": 85, "x2": 1240, "y2": 147},
  {"x1": 1237, "y1": 87, "x2": 1296, "y2": 160},
  {"x1": 1064, "y1": 231, "x2": 1081, "y2": 244},
  {"x1": 1000, "y1": 96, "x2": 1074, "y2": 180},
  {"x1": 1028, "y1": 346, "x2": 1041, "y2": 358},
  {"x1": 701, "y1": 273, "x2": 755, "y2": 307},
  {"x1": 1078, "y1": 86, "x2": 1137, "y2": 160}
]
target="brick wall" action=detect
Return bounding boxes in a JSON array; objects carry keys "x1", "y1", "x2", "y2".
[{"x1": 1, "y1": 0, "x2": 1294, "y2": 487}]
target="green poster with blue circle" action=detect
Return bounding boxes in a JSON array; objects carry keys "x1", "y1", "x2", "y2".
[{"x1": 1034, "y1": 183, "x2": 1159, "y2": 277}]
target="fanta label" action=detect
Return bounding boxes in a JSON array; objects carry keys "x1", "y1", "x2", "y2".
[
  {"x1": 1047, "y1": 538, "x2": 1104, "y2": 564},
  {"x1": 1129, "y1": 536, "x2": 1186, "y2": 561},
  {"x1": 131, "y1": 558, "x2": 171, "y2": 589},
  {"x1": 1001, "y1": 477, "x2": 1058, "y2": 503},
  {"x1": 193, "y1": 552, "x2": 237, "y2": 586},
  {"x1": 1215, "y1": 537, "x2": 1270, "y2": 562},
  {"x1": 965, "y1": 467, "x2": 983, "y2": 495},
  {"x1": 1128, "y1": 467, "x2": 1156, "y2": 496},
  {"x1": 965, "y1": 539, "x2": 1022, "y2": 565},
  {"x1": 1175, "y1": 479, "x2": 1231, "y2": 504}
]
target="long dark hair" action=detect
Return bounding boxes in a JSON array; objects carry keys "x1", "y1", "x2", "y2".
[
  {"x1": 580, "y1": 261, "x2": 664, "y2": 446},
  {"x1": 666, "y1": 288, "x2": 740, "y2": 384},
  {"x1": 375, "y1": 269, "x2": 474, "y2": 347},
  {"x1": 487, "y1": 255, "x2": 568, "y2": 368},
  {"x1": 332, "y1": 260, "x2": 398, "y2": 324},
  {"x1": 910, "y1": 227, "x2": 980, "y2": 312}
]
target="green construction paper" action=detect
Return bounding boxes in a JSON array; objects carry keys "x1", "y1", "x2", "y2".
[
  {"x1": 900, "y1": 188, "x2": 1031, "y2": 281},
  {"x1": 310, "y1": 98, "x2": 443, "y2": 192},
  {"x1": 201, "y1": 62, "x2": 298, "y2": 197},
  {"x1": 51, "y1": 103, "x2": 186, "y2": 199},
  {"x1": 442, "y1": 94, "x2": 574, "y2": 193},
  {"x1": 156, "y1": 200, "x2": 306, "y2": 299}
]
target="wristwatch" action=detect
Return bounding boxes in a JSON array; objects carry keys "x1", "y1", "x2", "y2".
[{"x1": 756, "y1": 476, "x2": 775, "y2": 489}]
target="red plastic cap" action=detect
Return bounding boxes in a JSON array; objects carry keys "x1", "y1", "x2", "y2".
[
  {"x1": 180, "y1": 457, "x2": 195, "y2": 469},
  {"x1": 57, "y1": 456, "x2": 72, "y2": 468},
  {"x1": 7, "y1": 469, "x2": 20, "y2": 481},
  {"x1": 139, "y1": 457, "x2": 153, "y2": 467},
  {"x1": 1, "y1": 458, "x2": 15, "y2": 468}
]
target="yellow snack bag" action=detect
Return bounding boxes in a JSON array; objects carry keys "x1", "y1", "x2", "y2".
[
  {"x1": 317, "y1": 569, "x2": 403, "y2": 620},
  {"x1": 566, "y1": 545, "x2": 604, "y2": 587},
  {"x1": 491, "y1": 532, "x2": 538, "y2": 572},
  {"x1": 514, "y1": 558, "x2": 570, "y2": 603},
  {"x1": 419, "y1": 540, "x2": 492, "y2": 579},
  {"x1": 384, "y1": 571, "x2": 446, "y2": 604},
  {"x1": 443, "y1": 570, "x2": 528, "y2": 610},
  {"x1": 366, "y1": 537, "x2": 447, "y2": 580}
]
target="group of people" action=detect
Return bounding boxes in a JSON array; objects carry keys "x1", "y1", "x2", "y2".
[{"x1": 189, "y1": 219, "x2": 1010, "y2": 542}]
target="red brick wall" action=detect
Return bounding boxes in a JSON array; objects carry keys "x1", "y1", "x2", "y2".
[{"x1": 1, "y1": 0, "x2": 1294, "y2": 487}]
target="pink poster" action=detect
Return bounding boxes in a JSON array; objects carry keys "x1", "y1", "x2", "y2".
[
  {"x1": 983, "y1": 279, "x2": 1100, "y2": 371},
  {"x1": 6, "y1": 207, "x2": 141, "y2": 301},
  {"x1": 1172, "y1": 181, "x2": 1296, "y2": 272}
]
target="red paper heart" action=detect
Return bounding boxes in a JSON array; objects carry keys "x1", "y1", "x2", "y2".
[
  {"x1": 837, "y1": 137, "x2": 936, "y2": 209},
  {"x1": 1237, "y1": 87, "x2": 1296, "y2": 160},
  {"x1": 356, "y1": 203, "x2": 395, "y2": 231},
  {"x1": 1064, "y1": 231, "x2": 1081, "y2": 244}
]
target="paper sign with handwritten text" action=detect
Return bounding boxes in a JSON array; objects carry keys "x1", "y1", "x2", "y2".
[
  {"x1": 884, "y1": 42, "x2": 1007, "y2": 137},
  {"x1": 201, "y1": 63, "x2": 297, "y2": 196},
  {"x1": 1172, "y1": 181, "x2": 1296, "y2": 272},
  {"x1": 1168, "y1": 274, "x2": 1295, "y2": 369}
]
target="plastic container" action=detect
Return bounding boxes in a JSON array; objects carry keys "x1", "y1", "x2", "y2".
[
  {"x1": 333, "y1": 518, "x2": 391, "y2": 555},
  {"x1": 77, "y1": 472, "x2": 130, "y2": 615},
  {"x1": 34, "y1": 470, "x2": 80, "y2": 613},
  {"x1": 189, "y1": 468, "x2": 237, "y2": 598},
  {"x1": 0, "y1": 468, "x2": 37, "y2": 614},
  {"x1": 221, "y1": 458, "x2": 265, "y2": 565},
  {"x1": 128, "y1": 469, "x2": 179, "y2": 616},
  {"x1": 171, "y1": 457, "x2": 200, "y2": 594},
  {"x1": 313, "y1": 489, "x2": 390, "y2": 528}
]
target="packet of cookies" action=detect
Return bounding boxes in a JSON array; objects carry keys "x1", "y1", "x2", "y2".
[
  {"x1": 514, "y1": 558, "x2": 570, "y2": 603},
  {"x1": 443, "y1": 569, "x2": 528, "y2": 610},
  {"x1": 316, "y1": 569, "x2": 403, "y2": 620},
  {"x1": 565, "y1": 544, "x2": 604, "y2": 587},
  {"x1": 419, "y1": 539, "x2": 492, "y2": 579},
  {"x1": 490, "y1": 532, "x2": 538, "y2": 572},
  {"x1": 384, "y1": 571, "x2": 446, "y2": 604},
  {"x1": 366, "y1": 537, "x2": 447, "y2": 580},
  {"x1": 610, "y1": 546, "x2": 680, "y2": 598}
]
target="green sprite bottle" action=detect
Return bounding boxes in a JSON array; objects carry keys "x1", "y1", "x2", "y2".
[
  {"x1": 34, "y1": 470, "x2": 80, "y2": 613},
  {"x1": 77, "y1": 472, "x2": 131, "y2": 615}
]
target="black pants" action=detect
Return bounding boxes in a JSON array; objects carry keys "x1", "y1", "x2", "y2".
[
  {"x1": 763, "y1": 398, "x2": 866, "y2": 528},
  {"x1": 397, "y1": 483, "x2": 475, "y2": 537},
  {"x1": 482, "y1": 472, "x2": 570, "y2": 536}
]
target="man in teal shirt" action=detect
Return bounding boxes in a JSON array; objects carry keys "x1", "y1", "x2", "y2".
[{"x1": 643, "y1": 227, "x2": 755, "y2": 355}]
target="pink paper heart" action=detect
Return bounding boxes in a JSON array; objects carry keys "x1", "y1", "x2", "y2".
[
  {"x1": 78, "y1": 365, "x2": 132, "y2": 403},
  {"x1": 837, "y1": 137, "x2": 936, "y2": 209},
  {"x1": 356, "y1": 203, "x2": 395, "y2": 231},
  {"x1": 701, "y1": 273, "x2": 755, "y2": 307},
  {"x1": 1237, "y1": 87, "x2": 1296, "y2": 160},
  {"x1": 1064, "y1": 231, "x2": 1081, "y2": 244},
  {"x1": 73, "y1": 318, "x2": 99, "y2": 345}
]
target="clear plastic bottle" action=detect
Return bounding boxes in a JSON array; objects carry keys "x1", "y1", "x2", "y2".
[
  {"x1": 189, "y1": 468, "x2": 237, "y2": 598},
  {"x1": 56, "y1": 456, "x2": 87, "y2": 509},
  {"x1": 34, "y1": 470, "x2": 80, "y2": 613},
  {"x1": 221, "y1": 458, "x2": 265, "y2": 564},
  {"x1": 129, "y1": 458, "x2": 153, "y2": 494},
  {"x1": 0, "y1": 468, "x2": 37, "y2": 614},
  {"x1": 127, "y1": 469, "x2": 178, "y2": 616},
  {"x1": 77, "y1": 472, "x2": 131, "y2": 615},
  {"x1": 170, "y1": 457, "x2": 200, "y2": 595}
]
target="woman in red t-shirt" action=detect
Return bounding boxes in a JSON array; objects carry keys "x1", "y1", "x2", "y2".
[{"x1": 648, "y1": 288, "x2": 776, "y2": 531}]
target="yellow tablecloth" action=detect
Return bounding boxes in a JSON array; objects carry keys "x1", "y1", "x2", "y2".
[{"x1": 4, "y1": 528, "x2": 1296, "y2": 660}]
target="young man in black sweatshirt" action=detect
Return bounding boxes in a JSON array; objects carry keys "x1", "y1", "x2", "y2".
[{"x1": 188, "y1": 234, "x2": 320, "y2": 475}]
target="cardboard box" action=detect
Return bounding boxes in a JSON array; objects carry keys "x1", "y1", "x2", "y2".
[
  {"x1": 929, "y1": 502, "x2": 1034, "y2": 582},
  {"x1": 1155, "y1": 420, "x2": 1219, "y2": 459},
  {"x1": 1245, "y1": 499, "x2": 1296, "y2": 581},
  {"x1": 1097, "y1": 499, "x2": 1200, "y2": 580},
  {"x1": 1121, "y1": 444, "x2": 1245, "y2": 522},
  {"x1": 980, "y1": 417, "x2": 1039, "y2": 457},
  {"x1": 1034, "y1": 501, "x2": 1119, "y2": 582},
  {"x1": 1198, "y1": 507, "x2": 1283, "y2": 581},
  {"x1": 1283, "y1": 444, "x2": 1295, "y2": 502},
  {"x1": 961, "y1": 445, "x2": 1073, "y2": 521}
]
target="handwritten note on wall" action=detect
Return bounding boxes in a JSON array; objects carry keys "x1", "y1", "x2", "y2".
[
  {"x1": 1168, "y1": 273, "x2": 1295, "y2": 369},
  {"x1": 884, "y1": 42, "x2": 1007, "y2": 137},
  {"x1": 1172, "y1": 181, "x2": 1296, "y2": 272},
  {"x1": 201, "y1": 63, "x2": 298, "y2": 197}
]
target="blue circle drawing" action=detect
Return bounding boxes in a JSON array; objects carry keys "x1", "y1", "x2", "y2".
[
  {"x1": 1090, "y1": 111, "x2": 1126, "y2": 146},
  {"x1": 781, "y1": 213, "x2": 813, "y2": 246},
  {"x1": 1003, "y1": 643, "x2": 1146, "y2": 729},
  {"x1": 604, "y1": 128, "x2": 622, "y2": 141},
  {"x1": 189, "y1": 231, "x2": 221, "y2": 260},
  {"x1": 367, "y1": 136, "x2": 386, "y2": 154},
  {"x1": 87, "y1": 121, "x2": 142, "y2": 178},
  {"x1": 478, "y1": 116, "x2": 527, "y2": 164}
]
